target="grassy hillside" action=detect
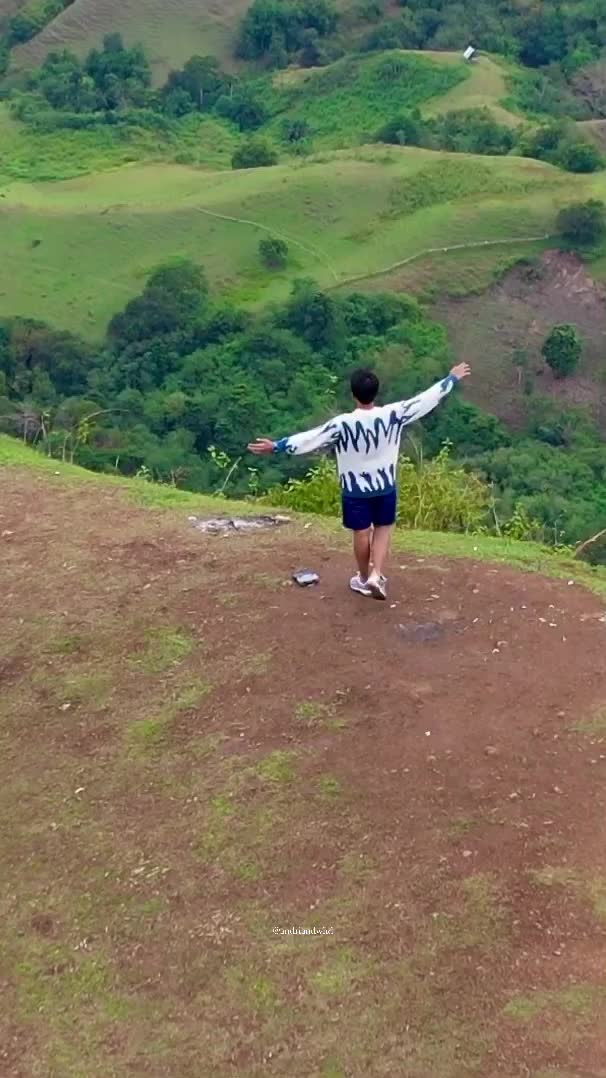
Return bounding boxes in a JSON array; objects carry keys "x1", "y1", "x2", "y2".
[
  {"x1": 2, "y1": 437, "x2": 606, "y2": 1078},
  {"x1": 408, "y1": 50, "x2": 523, "y2": 127},
  {"x1": 0, "y1": 102, "x2": 238, "y2": 182},
  {"x1": 9, "y1": 0, "x2": 251, "y2": 82},
  {"x1": 0, "y1": 147, "x2": 579, "y2": 335},
  {"x1": 265, "y1": 50, "x2": 466, "y2": 149}
]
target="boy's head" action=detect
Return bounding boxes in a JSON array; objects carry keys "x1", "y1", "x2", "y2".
[{"x1": 351, "y1": 368, "x2": 379, "y2": 406}]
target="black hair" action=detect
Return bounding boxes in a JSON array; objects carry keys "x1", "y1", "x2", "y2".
[{"x1": 350, "y1": 368, "x2": 379, "y2": 405}]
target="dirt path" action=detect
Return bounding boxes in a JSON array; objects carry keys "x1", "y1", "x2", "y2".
[{"x1": 2, "y1": 469, "x2": 606, "y2": 1078}]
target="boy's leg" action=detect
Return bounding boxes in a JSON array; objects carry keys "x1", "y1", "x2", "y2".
[
  {"x1": 370, "y1": 525, "x2": 393, "y2": 579},
  {"x1": 367, "y1": 491, "x2": 397, "y2": 599},
  {"x1": 353, "y1": 528, "x2": 372, "y2": 580}
]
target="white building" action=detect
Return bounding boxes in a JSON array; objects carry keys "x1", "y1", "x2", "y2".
[{"x1": 463, "y1": 45, "x2": 477, "y2": 61}]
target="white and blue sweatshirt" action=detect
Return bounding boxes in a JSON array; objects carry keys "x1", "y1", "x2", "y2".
[{"x1": 273, "y1": 373, "x2": 459, "y2": 498}]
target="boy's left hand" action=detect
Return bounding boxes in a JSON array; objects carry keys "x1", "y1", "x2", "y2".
[
  {"x1": 248, "y1": 438, "x2": 274, "y2": 455},
  {"x1": 451, "y1": 362, "x2": 471, "y2": 380}
]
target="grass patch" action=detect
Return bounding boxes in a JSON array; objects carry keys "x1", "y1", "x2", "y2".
[
  {"x1": 47, "y1": 633, "x2": 86, "y2": 656},
  {"x1": 530, "y1": 865, "x2": 606, "y2": 923},
  {"x1": 385, "y1": 156, "x2": 543, "y2": 219},
  {"x1": 295, "y1": 700, "x2": 334, "y2": 727},
  {"x1": 36, "y1": 668, "x2": 112, "y2": 709},
  {"x1": 316, "y1": 774, "x2": 342, "y2": 800},
  {"x1": 225, "y1": 964, "x2": 278, "y2": 1012},
  {"x1": 570, "y1": 705, "x2": 606, "y2": 737},
  {"x1": 504, "y1": 983, "x2": 605, "y2": 1022},
  {"x1": 256, "y1": 750, "x2": 295, "y2": 786},
  {"x1": 428, "y1": 873, "x2": 506, "y2": 954},
  {"x1": 448, "y1": 815, "x2": 476, "y2": 839},
  {"x1": 310, "y1": 947, "x2": 371, "y2": 995},
  {"x1": 125, "y1": 713, "x2": 172, "y2": 753},
  {"x1": 172, "y1": 678, "x2": 210, "y2": 710},
  {"x1": 240, "y1": 651, "x2": 272, "y2": 677},
  {"x1": 131, "y1": 627, "x2": 194, "y2": 674}
]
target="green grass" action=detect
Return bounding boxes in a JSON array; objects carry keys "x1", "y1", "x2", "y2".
[
  {"x1": 418, "y1": 51, "x2": 523, "y2": 127},
  {"x1": 530, "y1": 865, "x2": 606, "y2": 924},
  {"x1": 131, "y1": 627, "x2": 194, "y2": 674},
  {"x1": 2, "y1": 433, "x2": 606, "y2": 597},
  {"x1": 266, "y1": 50, "x2": 466, "y2": 149},
  {"x1": 504, "y1": 984, "x2": 606, "y2": 1023},
  {"x1": 570, "y1": 705, "x2": 606, "y2": 737},
  {"x1": 0, "y1": 103, "x2": 238, "y2": 183},
  {"x1": 0, "y1": 147, "x2": 578, "y2": 334}
]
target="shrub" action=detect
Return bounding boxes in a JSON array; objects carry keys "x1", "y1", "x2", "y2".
[
  {"x1": 267, "y1": 445, "x2": 490, "y2": 533},
  {"x1": 557, "y1": 199, "x2": 606, "y2": 246},
  {"x1": 559, "y1": 139, "x2": 603, "y2": 173},
  {"x1": 232, "y1": 137, "x2": 278, "y2": 169},
  {"x1": 259, "y1": 236, "x2": 289, "y2": 269},
  {"x1": 542, "y1": 324, "x2": 582, "y2": 379}
]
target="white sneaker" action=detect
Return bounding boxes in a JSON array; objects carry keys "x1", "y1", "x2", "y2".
[
  {"x1": 367, "y1": 571, "x2": 387, "y2": 601},
  {"x1": 350, "y1": 573, "x2": 372, "y2": 596}
]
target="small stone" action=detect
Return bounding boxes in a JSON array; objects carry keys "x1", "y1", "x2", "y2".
[
  {"x1": 553, "y1": 786, "x2": 563, "y2": 795},
  {"x1": 485, "y1": 746, "x2": 499, "y2": 757},
  {"x1": 509, "y1": 791, "x2": 520, "y2": 801},
  {"x1": 462, "y1": 850, "x2": 473, "y2": 858}
]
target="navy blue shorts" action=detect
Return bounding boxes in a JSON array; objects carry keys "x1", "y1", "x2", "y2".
[{"x1": 342, "y1": 490, "x2": 397, "y2": 531}]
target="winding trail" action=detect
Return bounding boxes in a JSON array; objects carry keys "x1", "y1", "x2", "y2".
[
  {"x1": 194, "y1": 205, "x2": 340, "y2": 281},
  {"x1": 195, "y1": 204, "x2": 552, "y2": 290}
]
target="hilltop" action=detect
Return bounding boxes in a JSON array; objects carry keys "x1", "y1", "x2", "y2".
[{"x1": 2, "y1": 438, "x2": 606, "y2": 1076}]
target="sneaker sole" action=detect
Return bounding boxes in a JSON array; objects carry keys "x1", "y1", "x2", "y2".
[{"x1": 350, "y1": 584, "x2": 372, "y2": 597}]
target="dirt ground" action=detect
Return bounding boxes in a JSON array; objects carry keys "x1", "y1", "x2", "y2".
[
  {"x1": 433, "y1": 249, "x2": 606, "y2": 431},
  {"x1": 2, "y1": 468, "x2": 606, "y2": 1077}
]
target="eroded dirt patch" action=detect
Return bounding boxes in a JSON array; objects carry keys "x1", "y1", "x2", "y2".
[{"x1": 434, "y1": 249, "x2": 606, "y2": 431}]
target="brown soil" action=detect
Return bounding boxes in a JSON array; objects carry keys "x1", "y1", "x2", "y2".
[
  {"x1": 433, "y1": 249, "x2": 606, "y2": 431},
  {"x1": 2, "y1": 468, "x2": 606, "y2": 1077}
]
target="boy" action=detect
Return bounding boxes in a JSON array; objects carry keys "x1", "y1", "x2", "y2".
[{"x1": 248, "y1": 363, "x2": 471, "y2": 600}]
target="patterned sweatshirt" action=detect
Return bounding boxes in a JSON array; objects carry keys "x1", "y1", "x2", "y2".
[{"x1": 273, "y1": 373, "x2": 459, "y2": 498}]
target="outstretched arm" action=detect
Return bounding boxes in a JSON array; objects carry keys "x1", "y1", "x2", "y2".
[
  {"x1": 248, "y1": 419, "x2": 340, "y2": 457},
  {"x1": 398, "y1": 363, "x2": 470, "y2": 426}
]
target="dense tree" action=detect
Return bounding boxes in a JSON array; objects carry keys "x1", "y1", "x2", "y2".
[
  {"x1": 557, "y1": 198, "x2": 606, "y2": 245},
  {"x1": 215, "y1": 87, "x2": 267, "y2": 131},
  {"x1": 376, "y1": 107, "x2": 514, "y2": 155},
  {"x1": 161, "y1": 55, "x2": 226, "y2": 115},
  {"x1": 108, "y1": 262, "x2": 209, "y2": 349},
  {"x1": 237, "y1": 0, "x2": 339, "y2": 62},
  {"x1": 542, "y1": 324, "x2": 583, "y2": 379},
  {"x1": 26, "y1": 35, "x2": 151, "y2": 114}
]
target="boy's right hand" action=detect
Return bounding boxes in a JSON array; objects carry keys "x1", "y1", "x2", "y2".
[
  {"x1": 248, "y1": 438, "x2": 274, "y2": 455},
  {"x1": 451, "y1": 362, "x2": 471, "y2": 381}
]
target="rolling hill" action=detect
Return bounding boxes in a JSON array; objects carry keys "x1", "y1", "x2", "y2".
[{"x1": 0, "y1": 146, "x2": 588, "y2": 336}]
